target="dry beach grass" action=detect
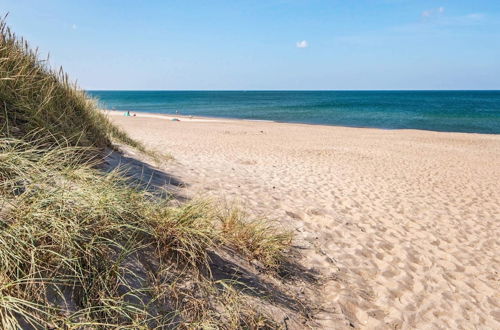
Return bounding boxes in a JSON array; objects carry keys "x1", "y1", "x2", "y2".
[{"x1": 0, "y1": 18, "x2": 301, "y2": 329}]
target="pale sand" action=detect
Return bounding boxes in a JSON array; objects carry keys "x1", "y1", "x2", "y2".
[{"x1": 108, "y1": 111, "x2": 500, "y2": 329}]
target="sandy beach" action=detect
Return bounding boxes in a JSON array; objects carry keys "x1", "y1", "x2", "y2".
[{"x1": 108, "y1": 110, "x2": 500, "y2": 329}]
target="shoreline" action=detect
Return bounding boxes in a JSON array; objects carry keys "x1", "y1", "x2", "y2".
[
  {"x1": 104, "y1": 109, "x2": 275, "y2": 124},
  {"x1": 103, "y1": 109, "x2": 499, "y2": 136}
]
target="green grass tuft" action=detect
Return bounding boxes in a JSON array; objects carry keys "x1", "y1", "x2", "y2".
[{"x1": 218, "y1": 207, "x2": 293, "y2": 270}]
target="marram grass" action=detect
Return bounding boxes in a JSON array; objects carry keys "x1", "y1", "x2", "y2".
[
  {"x1": 0, "y1": 17, "x2": 293, "y2": 328},
  {"x1": 0, "y1": 138, "x2": 292, "y2": 328},
  {"x1": 0, "y1": 16, "x2": 145, "y2": 153}
]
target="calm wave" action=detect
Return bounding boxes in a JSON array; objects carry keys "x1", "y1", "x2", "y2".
[{"x1": 87, "y1": 91, "x2": 500, "y2": 134}]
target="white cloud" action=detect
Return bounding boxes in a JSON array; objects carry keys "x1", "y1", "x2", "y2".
[
  {"x1": 296, "y1": 40, "x2": 308, "y2": 48},
  {"x1": 421, "y1": 7, "x2": 445, "y2": 18}
]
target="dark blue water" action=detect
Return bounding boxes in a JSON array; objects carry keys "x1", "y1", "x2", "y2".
[{"x1": 87, "y1": 91, "x2": 500, "y2": 134}]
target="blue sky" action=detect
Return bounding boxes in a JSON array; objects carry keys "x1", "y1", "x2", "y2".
[{"x1": 2, "y1": 0, "x2": 500, "y2": 90}]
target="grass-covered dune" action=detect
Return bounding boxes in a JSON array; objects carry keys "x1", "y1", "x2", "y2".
[{"x1": 0, "y1": 18, "x2": 299, "y2": 329}]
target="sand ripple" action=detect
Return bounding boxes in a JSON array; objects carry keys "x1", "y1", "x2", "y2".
[{"x1": 111, "y1": 114, "x2": 500, "y2": 329}]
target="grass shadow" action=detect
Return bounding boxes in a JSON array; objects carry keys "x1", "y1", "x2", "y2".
[
  {"x1": 101, "y1": 149, "x2": 188, "y2": 201},
  {"x1": 100, "y1": 149, "x2": 318, "y2": 324},
  {"x1": 208, "y1": 248, "x2": 318, "y2": 317}
]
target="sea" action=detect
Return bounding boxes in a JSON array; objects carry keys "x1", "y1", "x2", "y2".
[{"x1": 87, "y1": 91, "x2": 500, "y2": 134}]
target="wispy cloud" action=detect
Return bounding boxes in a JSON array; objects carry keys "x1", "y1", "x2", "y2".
[
  {"x1": 336, "y1": 10, "x2": 488, "y2": 48},
  {"x1": 428, "y1": 12, "x2": 486, "y2": 26},
  {"x1": 419, "y1": 6, "x2": 486, "y2": 27},
  {"x1": 422, "y1": 7, "x2": 445, "y2": 18},
  {"x1": 463, "y1": 13, "x2": 485, "y2": 21},
  {"x1": 296, "y1": 40, "x2": 308, "y2": 48}
]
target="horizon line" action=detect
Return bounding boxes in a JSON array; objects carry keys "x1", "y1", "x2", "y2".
[{"x1": 86, "y1": 89, "x2": 500, "y2": 92}]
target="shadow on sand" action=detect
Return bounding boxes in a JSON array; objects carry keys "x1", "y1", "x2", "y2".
[
  {"x1": 100, "y1": 148, "x2": 320, "y2": 326},
  {"x1": 102, "y1": 149, "x2": 188, "y2": 201}
]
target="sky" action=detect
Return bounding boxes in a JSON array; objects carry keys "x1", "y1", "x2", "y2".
[{"x1": 2, "y1": 0, "x2": 500, "y2": 90}]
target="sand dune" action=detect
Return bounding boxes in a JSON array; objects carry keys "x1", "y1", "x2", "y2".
[{"x1": 110, "y1": 112, "x2": 500, "y2": 329}]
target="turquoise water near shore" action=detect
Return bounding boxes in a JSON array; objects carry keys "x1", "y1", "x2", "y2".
[{"x1": 88, "y1": 91, "x2": 500, "y2": 134}]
